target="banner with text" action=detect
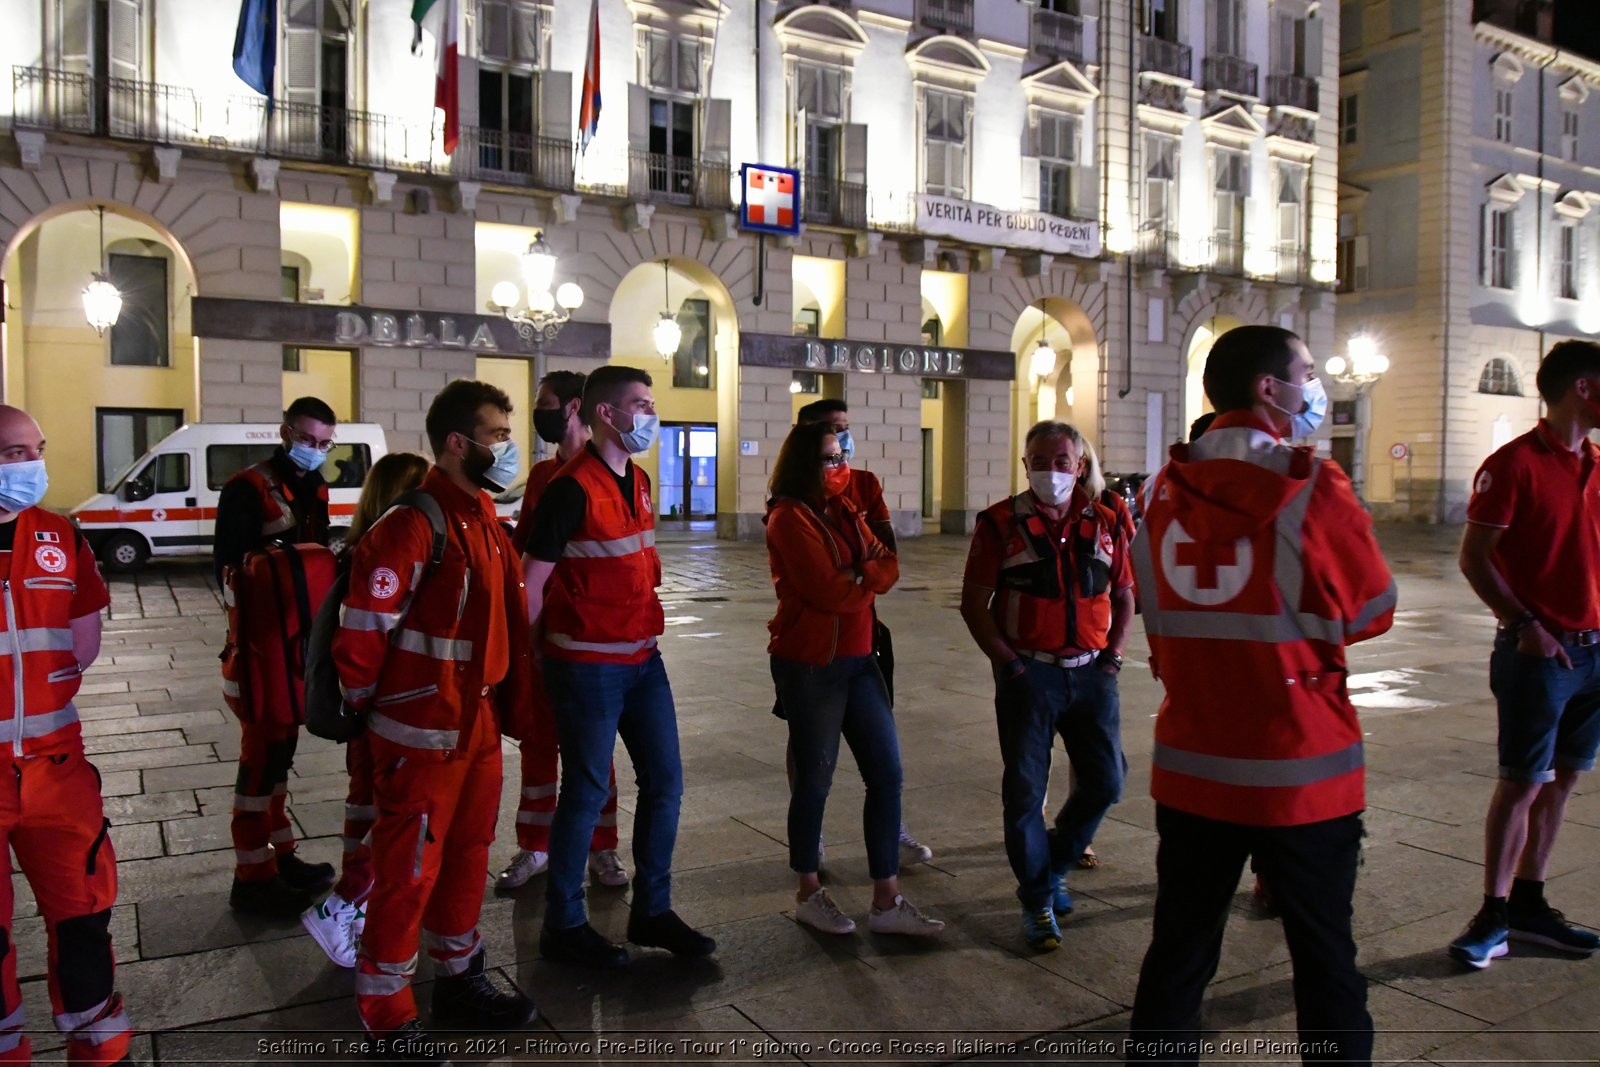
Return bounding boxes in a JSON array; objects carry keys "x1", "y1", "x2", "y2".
[{"x1": 915, "y1": 195, "x2": 1101, "y2": 258}]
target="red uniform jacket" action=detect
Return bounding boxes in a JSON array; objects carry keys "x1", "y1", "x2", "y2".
[
  {"x1": 766, "y1": 496, "x2": 898, "y2": 666},
  {"x1": 1131, "y1": 411, "x2": 1396, "y2": 827},
  {"x1": 333, "y1": 468, "x2": 533, "y2": 760}
]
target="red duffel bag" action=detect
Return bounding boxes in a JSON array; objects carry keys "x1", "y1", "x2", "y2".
[{"x1": 220, "y1": 543, "x2": 339, "y2": 726}]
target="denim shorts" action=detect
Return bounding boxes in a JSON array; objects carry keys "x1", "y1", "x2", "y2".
[{"x1": 1490, "y1": 634, "x2": 1600, "y2": 783}]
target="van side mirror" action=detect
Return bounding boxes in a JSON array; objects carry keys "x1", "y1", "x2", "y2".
[{"x1": 122, "y1": 477, "x2": 153, "y2": 503}]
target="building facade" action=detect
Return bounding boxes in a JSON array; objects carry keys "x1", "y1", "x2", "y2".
[
  {"x1": 1, "y1": 0, "x2": 1336, "y2": 540},
  {"x1": 1337, "y1": 0, "x2": 1600, "y2": 522}
]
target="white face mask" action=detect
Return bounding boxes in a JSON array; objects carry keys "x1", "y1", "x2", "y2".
[{"x1": 1028, "y1": 469, "x2": 1077, "y2": 507}]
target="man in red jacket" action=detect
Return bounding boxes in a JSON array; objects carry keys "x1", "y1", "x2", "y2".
[
  {"x1": 523, "y1": 365, "x2": 714, "y2": 969},
  {"x1": 1126, "y1": 326, "x2": 1395, "y2": 1065},
  {"x1": 334, "y1": 380, "x2": 535, "y2": 1058},
  {"x1": 498, "y1": 370, "x2": 629, "y2": 892},
  {"x1": 0, "y1": 404, "x2": 131, "y2": 1066}
]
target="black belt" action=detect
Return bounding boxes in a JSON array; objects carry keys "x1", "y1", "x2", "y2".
[{"x1": 1562, "y1": 630, "x2": 1600, "y2": 647}]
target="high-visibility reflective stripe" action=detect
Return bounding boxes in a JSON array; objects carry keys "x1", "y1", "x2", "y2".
[
  {"x1": 0, "y1": 1031, "x2": 19, "y2": 1054},
  {"x1": 1, "y1": 627, "x2": 73, "y2": 654},
  {"x1": 234, "y1": 793, "x2": 273, "y2": 812},
  {"x1": 0, "y1": 1005, "x2": 22, "y2": 1031},
  {"x1": 341, "y1": 682, "x2": 377, "y2": 704},
  {"x1": 546, "y1": 633, "x2": 657, "y2": 655},
  {"x1": 516, "y1": 811, "x2": 554, "y2": 826},
  {"x1": 1153, "y1": 740, "x2": 1364, "y2": 788},
  {"x1": 46, "y1": 664, "x2": 82, "y2": 684},
  {"x1": 54, "y1": 996, "x2": 114, "y2": 1032},
  {"x1": 367, "y1": 953, "x2": 418, "y2": 976},
  {"x1": 368, "y1": 712, "x2": 458, "y2": 751},
  {"x1": 340, "y1": 606, "x2": 405, "y2": 633},
  {"x1": 522, "y1": 784, "x2": 558, "y2": 801},
  {"x1": 1348, "y1": 579, "x2": 1399, "y2": 635},
  {"x1": 0, "y1": 704, "x2": 79, "y2": 742},
  {"x1": 423, "y1": 928, "x2": 480, "y2": 953},
  {"x1": 23, "y1": 577, "x2": 76, "y2": 591},
  {"x1": 60, "y1": 1008, "x2": 129, "y2": 1046},
  {"x1": 374, "y1": 685, "x2": 440, "y2": 707},
  {"x1": 235, "y1": 847, "x2": 273, "y2": 864},
  {"x1": 434, "y1": 950, "x2": 478, "y2": 975},
  {"x1": 392, "y1": 628, "x2": 474, "y2": 662},
  {"x1": 345, "y1": 804, "x2": 377, "y2": 821},
  {"x1": 222, "y1": 678, "x2": 242, "y2": 699},
  {"x1": 355, "y1": 972, "x2": 413, "y2": 997},
  {"x1": 563, "y1": 529, "x2": 657, "y2": 558}
]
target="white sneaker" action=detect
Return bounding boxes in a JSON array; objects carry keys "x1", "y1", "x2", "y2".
[
  {"x1": 868, "y1": 895, "x2": 945, "y2": 937},
  {"x1": 795, "y1": 888, "x2": 856, "y2": 935},
  {"x1": 496, "y1": 849, "x2": 549, "y2": 890},
  {"x1": 588, "y1": 849, "x2": 630, "y2": 887},
  {"x1": 301, "y1": 893, "x2": 364, "y2": 969},
  {"x1": 899, "y1": 826, "x2": 934, "y2": 865}
]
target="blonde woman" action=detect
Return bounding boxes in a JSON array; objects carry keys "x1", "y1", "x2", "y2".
[{"x1": 302, "y1": 451, "x2": 429, "y2": 968}]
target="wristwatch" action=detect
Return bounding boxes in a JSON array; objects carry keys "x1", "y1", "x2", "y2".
[
  {"x1": 1506, "y1": 612, "x2": 1538, "y2": 638},
  {"x1": 1097, "y1": 649, "x2": 1123, "y2": 672}
]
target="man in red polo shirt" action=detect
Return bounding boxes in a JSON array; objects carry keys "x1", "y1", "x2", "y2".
[
  {"x1": 960, "y1": 420, "x2": 1134, "y2": 952},
  {"x1": 1451, "y1": 340, "x2": 1600, "y2": 968}
]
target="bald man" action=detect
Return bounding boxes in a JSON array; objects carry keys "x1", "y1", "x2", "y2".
[{"x1": 0, "y1": 406, "x2": 130, "y2": 1064}]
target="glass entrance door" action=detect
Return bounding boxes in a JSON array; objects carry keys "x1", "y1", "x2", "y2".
[{"x1": 658, "y1": 423, "x2": 717, "y2": 520}]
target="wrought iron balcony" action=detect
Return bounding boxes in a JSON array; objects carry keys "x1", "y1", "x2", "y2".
[
  {"x1": 627, "y1": 151, "x2": 732, "y2": 211},
  {"x1": 453, "y1": 127, "x2": 575, "y2": 191},
  {"x1": 1203, "y1": 54, "x2": 1260, "y2": 98},
  {"x1": 1133, "y1": 228, "x2": 1183, "y2": 271},
  {"x1": 1139, "y1": 36, "x2": 1193, "y2": 80},
  {"x1": 1032, "y1": 9, "x2": 1086, "y2": 66},
  {"x1": 802, "y1": 176, "x2": 867, "y2": 230},
  {"x1": 918, "y1": 0, "x2": 974, "y2": 37},
  {"x1": 1266, "y1": 72, "x2": 1318, "y2": 112}
]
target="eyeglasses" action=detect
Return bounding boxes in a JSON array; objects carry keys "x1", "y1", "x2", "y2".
[
  {"x1": 288, "y1": 430, "x2": 336, "y2": 453},
  {"x1": 820, "y1": 453, "x2": 847, "y2": 469}
]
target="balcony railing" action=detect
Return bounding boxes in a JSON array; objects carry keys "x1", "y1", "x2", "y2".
[
  {"x1": 1266, "y1": 72, "x2": 1318, "y2": 112},
  {"x1": 627, "y1": 151, "x2": 732, "y2": 211},
  {"x1": 1032, "y1": 10, "x2": 1086, "y2": 65},
  {"x1": 918, "y1": 0, "x2": 974, "y2": 36},
  {"x1": 1139, "y1": 36, "x2": 1192, "y2": 80},
  {"x1": 802, "y1": 176, "x2": 867, "y2": 230},
  {"x1": 453, "y1": 126, "x2": 575, "y2": 191},
  {"x1": 1203, "y1": 54, "x2": 1260, "y2": 97}
]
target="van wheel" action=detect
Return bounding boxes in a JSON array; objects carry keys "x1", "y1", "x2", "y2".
[
  {"x1": 327, "y1": 526, "x2": 350, "y2": 555},
  {"x1": 100, "y1": 532, "x2": 150, "y2": 574}
]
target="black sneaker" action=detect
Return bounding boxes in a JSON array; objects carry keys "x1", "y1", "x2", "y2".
[
  {"x1": 1508, "y1": 899, "x2": 1600, "y2": 955},
  {"x1": 627, "y1": 909, "x2": 717, "y2": 958},
  {"x1": 229, "y1": 875, "x2": 315, "y2": 918},
  {"x1": 539, "y1": 922, "x2": 629, "y2": 969},
  {"x1": 277, "y1": 852, "x2": 336, "y2": 895},
  {"x1": 365, "y1": 1020, "x2": 453, "y2": 1065},
  {"x1": 431, "y1": 950, "x2": 537, "y2": 1029}
]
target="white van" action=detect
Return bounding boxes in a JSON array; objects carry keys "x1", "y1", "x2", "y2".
[{"x1": 71, "y1": 423, "x2": 388, "y2": 573}]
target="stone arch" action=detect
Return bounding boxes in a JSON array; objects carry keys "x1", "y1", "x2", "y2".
[{"x1": 1175, "y1": 290, "x2": 1271, "y2": 433}]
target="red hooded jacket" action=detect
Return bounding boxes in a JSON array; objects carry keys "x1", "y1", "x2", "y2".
[{"x1": 766, "y1": 495, "x2": 898, "y2": 665}]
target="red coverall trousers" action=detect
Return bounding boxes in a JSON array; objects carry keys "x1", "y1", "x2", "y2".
[
  {"x1": 334, "y1": 735, "x2": 374, "y2": 903},
  {"x1": 0, "y1": 751, "x2": 130, "y2": 1065},
  {"x1": 232, "y1": 720, "x2": 300, "y2": 881}
]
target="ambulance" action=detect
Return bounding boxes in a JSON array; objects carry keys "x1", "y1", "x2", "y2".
[{"x1": 71, "y1": 422, "x2": 389, "y2": 573}]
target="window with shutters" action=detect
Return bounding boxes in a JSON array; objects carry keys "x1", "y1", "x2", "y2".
[
  {"x1": 476, "y1": 0, "x2": 546, "y2": 174},
  {"x1": 647, "y1": 31, "x2": 701, "y2": 96},
  {"x1": 1336, "y1": 233, "x2": 1368, "y2": 293},
  {"x1": 1493, "y1": 87, "x2": 1514, "y2": 143},
  {"x1": 1338, "y1": 92, "x2": 1359, "y2": 145},
  {"x1": 1140, "y1": 0, "x2": 1181, "y2": 41},
  {"x1": 1276, "y1": 162, "x2": 1305, "y2": 264},
  {"x1": 1484, "y1": 206, "x2": 1514, "y2": 289},
  {"x1": 1036, "y1": 112, "x2": 1080, "y2": 220},
  {"x1": 1143, "y1": 133, "x2": 1178, "y2": 232},
  {"x1": 1561, "y1": 108, "x2": 1580, "y2": 162},
  {"x1": 1211, "y1": 148, "x2": 1247, "y2": 267},
  {"x1": 1559, "y1": 223, "x2": 1578, "y2": 300},
  {"x1": 1272, "y1": 13, "x2": 1308, "y2": 75},
  {"x1": 796, "y1": 62, "x2": 845, "y2": 182},
  {"x1": 279, "y1": 0, "x2": 352, "y2": 161},
  {"x1": 1213, "y1": 0, "x2": 1245, "y2": 56},
  {"x1": 923, "y1": 90, "x2": 969, "y2": 199}
]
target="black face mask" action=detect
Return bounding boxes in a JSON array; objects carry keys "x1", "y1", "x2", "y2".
[{"x1": 533, "y1": 408, "x2": 569, "y2": 445}]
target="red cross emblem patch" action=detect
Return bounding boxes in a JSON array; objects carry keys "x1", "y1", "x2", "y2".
[
  {"x1": 369, "y1": 567, "x2": 400, "y2": 600},
  {"x1": 34, "y1": 546, "x2": 67, "y2": 574}
]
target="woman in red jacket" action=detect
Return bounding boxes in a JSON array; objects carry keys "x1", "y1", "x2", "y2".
[{"x1": 766, "y1": 421, "x2": 944, "y2": 938}]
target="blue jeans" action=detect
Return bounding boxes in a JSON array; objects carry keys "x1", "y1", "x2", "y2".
[
  {"x1": 1490, "y1": 634, "x2": 1600, "y2": 783},
  {"x1": 994, "y1": 658, "x2": 1124, "y2": 911},
  {"x1": 542, "y1": 651, "x2": 683, "y2": 929},
  {"x1": 771, "y1": 655, "x2": 903, "y2": 879}
]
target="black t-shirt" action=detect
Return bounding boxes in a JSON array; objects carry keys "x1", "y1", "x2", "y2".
[
  {"x1": 525, "y1": 444, "x2": 637, "y2": 563},
  {"x1": 212, "y1": 449, "x2": 329, "y2": 587}
]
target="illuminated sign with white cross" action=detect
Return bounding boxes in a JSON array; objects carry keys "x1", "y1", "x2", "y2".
[{"x1": 739, "y1": 163, "x2": 802, "y2": 237}]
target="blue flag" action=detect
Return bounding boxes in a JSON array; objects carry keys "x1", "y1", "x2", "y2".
[{"x1": 232, "y1": 0, "x2": 276, "y2": 96}]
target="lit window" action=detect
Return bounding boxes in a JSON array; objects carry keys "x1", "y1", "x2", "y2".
[
  {"x1": 1036, "y1": 112, "x2": 1081, "y2": 219},
  {"x1": 1143, "y1": 134, "x2": 1177, "y2": 230},
  {"x1": 1559, "y1": 223, "x2": 1578, "y2": 300},
  {"x1": 1484, "y1": 207, "x2": 1514, "y2": 289},
  {"x1": 923, "y1": 90, "x2": 969, "y2": 199}
]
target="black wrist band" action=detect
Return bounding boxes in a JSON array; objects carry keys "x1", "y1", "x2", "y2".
[
  {"x1": 1098, "y1": 649, "x2": 1123, "y2": 671},
  {"x1": 1508, "y1": 612, "x2": 1537, "y2": 637}
]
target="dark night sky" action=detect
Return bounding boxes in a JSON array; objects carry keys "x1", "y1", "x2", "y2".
[{"x1": 1553, "y1": 0, "x2": 1600, "y2": 61}]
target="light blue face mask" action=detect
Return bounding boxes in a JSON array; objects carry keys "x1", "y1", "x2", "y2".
[
  {"x1": 286, "y1": 441, "x2": 326, "y2": 473},
  {"x1": 835, "y1": 429, "x2": 855, "y2": 458},
  {"x1": 617, "y1": 412, "x2": 660, "y2": 455},
  {"x1": 1271, "y1": 376, "x2": 1328, "y2": 439},
  {"x1": 0, "y1": 460, "x2": 48, "y2": 514},
  {"x1": 480, "y1": 438, "x2": 520, "y2": 492}
]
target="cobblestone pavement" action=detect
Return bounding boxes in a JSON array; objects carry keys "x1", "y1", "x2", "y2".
[{"x1": 25, "y1": 526, "x2": 1600, "y2": 1064}]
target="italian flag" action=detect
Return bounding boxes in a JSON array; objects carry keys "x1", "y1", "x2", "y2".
[{"x1": 411, "y1": 0, "x2": 459, "y2": 155}]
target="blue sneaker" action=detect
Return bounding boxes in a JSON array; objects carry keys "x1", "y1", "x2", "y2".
[
  {"x1": 1050, "y1": 871, "x2": 1074, "y2": 916},
  {"x1": 1448, "y1": 908, "x2": 1510, "y2": 969},
  {"x1": 1022, "y1": 907, "x2": 1061, "y2": 951},
  {"x1": 1509, "y1": 900, "x2": 1600, "y2": 955}
]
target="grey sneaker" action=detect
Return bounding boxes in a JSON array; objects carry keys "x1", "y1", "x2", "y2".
[
  {"x1": 795, "y1": 888, "x2": 856, "y2": 935},
  {"x1": 495, "y1": 849, "x2": 548, "y2": 890},
  {"x1": 587, "y1": 849, "x2": 630, "y2": 887},
  {"x1": 867, "y1": 895, "x2": 945, "y2": 937},
  {"x1": 898, "y1": 825, "x2": 934, "y2": 865}
]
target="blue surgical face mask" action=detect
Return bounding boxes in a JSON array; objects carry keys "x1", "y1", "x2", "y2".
[
  {"x1": 0, "y1": 460, "x2": 48, "y2": 514},
  {"x1": 286, "y1": 442, "x2": 326, "y2": 473},
  {"x1": 1270, "y1": 376, "x2": 1328, "y2": 439},
  {"x1": 479, "y1": 438, "x2": 520, "y2": 493},
  {"x1": 835, "y1": 429, "x2": 855, "y2": 458},
  {"x1": 616, "y1": 412, "x2": 660, "y2": 455}
]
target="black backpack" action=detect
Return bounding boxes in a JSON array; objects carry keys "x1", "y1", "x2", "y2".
[{"x1": 304, "y1": 490, "x2": 448, "y2": 742}]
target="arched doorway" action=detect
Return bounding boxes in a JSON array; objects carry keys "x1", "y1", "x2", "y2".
[
  {"x1": 2, "y1": 202, "x2": 199, "y2": 509},
  {"x1": 1182, "y1": 313, "x2": 1243, "y2": 436},
  {"x1": 1009, "y1": 298, "x2": 1100, "y2": 493},
  {"x1": 608, "y1": 257, "x2": 738, "y2": 528}
]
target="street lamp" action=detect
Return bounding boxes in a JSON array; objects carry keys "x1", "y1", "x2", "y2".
[
  {"x1": 83, "y1": 206, "x2": 121, "y2": 336},
  {"x1": 1029, "y1": 302, "x2": 1055, "y2": 385},
  {"x1": 1326, "y1": 334, "x2": 1390, "y2": 386},
  {"x1": 653, "y1": 260, "x2": 681, "y2": 361},
  {"x1": 490, "y1": 233, "x2": 584, "y2": 346}
]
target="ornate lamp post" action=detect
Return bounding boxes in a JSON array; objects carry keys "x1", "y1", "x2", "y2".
[
  {"x1": 489, "y1": 233, "x2": 584, "y2": 347},
  {"x1": 1325, "y1": 335, "x2": 1391, "y2": 498},
  {"x1": 83, "y1": 206, "x2": 122, "y2": 336}
]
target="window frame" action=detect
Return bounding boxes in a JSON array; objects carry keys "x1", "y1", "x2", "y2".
[
  {"x1": 1558, "y1": 222, "x2": 1578, "y2": 300},
  {"x1": 95, "y1": 406, "x2": 183, "y2": 493},
  {"x1": 1338, "y1": 92, "x2": 1359, "y2": 145},
  {"x1": 922, "y1": 88, "x2": 970, "y2": 199},
  {"x1": 1036, "y1": 110, "x2": 1081, "y2": 219},
  {"x1": 1485, "y1": 206, "x2": 1514, "y2": 289},
  {"x1": 670, "y1": 297, "x2": 714, "y2": 390},
  {"x1": 1493, "y1": 87, "x2": 1514, "y2": 143},
  {"x1": 1142, "y1": 132, "x2": 1178, "y2": 231},
  {"x1": 107, "y1": 251, "x2": 170, "y2": 368},
  {"x1": 1561, "y1": 107, "x2": 1580, "y2": 162}
]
